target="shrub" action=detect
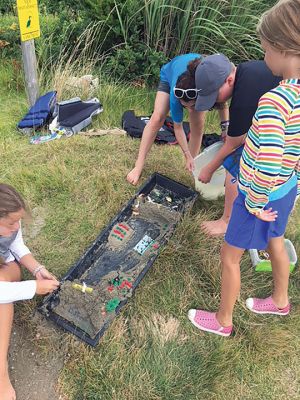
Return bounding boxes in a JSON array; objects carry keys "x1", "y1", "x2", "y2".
[
  {"x1": 0, "y1": 0, "x2": 14, "y2": 14},
  {"x1": 0, "y1": 11, "x2": 89, "y2": 63},
  {"x1": 1, "y1": 0, "x2": 278, "y2": 86},
  {"x1": 35, "y1": 10, "x2": 89, "y2": 66},
  {"x1": 0, "y1": 14, "x2": 20, "y2": 59},
  {"x1": 105, "y1": 42, "x2": 168, "y2": 87}
]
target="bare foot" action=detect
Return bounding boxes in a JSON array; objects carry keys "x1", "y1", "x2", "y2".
[
  {"x1": 201, "y1": 218, "x2": 228, "y2": 236},
  {"x1": 0, "y1": 373, "x2": 16, "y2": 400},
  {"x1": 126, "y1": 167, "x2": 142, "y2": 186}
]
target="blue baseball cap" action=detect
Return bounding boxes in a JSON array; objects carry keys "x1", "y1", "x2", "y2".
[{"x1": 195, "y1": 54, "x2": 232, "y2": 111}]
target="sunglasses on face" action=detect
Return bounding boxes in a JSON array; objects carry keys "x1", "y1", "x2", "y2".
[{"x1": 173, "y1": 87, "x2": 201, "y2": 100}]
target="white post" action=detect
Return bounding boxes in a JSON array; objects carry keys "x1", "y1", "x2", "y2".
[{"x1": 21, "y1": 39, "x2": 39, "y2": 106}]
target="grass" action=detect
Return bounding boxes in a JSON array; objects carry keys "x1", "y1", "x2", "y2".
[
  {"x1": 1, "y1": 60, "x2": 300, "y2": 400},
  {"x1": 111, "y1": 0, "x2": 275, "y2": 62}
]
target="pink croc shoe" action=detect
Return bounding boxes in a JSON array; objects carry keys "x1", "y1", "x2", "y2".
[
  {"x1": 188, "y1": 309, "x2": 233, "y2": 337},
  {"x1": 246, "y1": 296, "x2": 290, "y2": 315}
]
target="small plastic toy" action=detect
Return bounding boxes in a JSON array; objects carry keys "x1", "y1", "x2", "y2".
[
  {"x1": 105, "y1": 298, "x2": 120, "y2": 312},
  {"x1": 72, "y1": 282, "x2": 94, "y2": 293},
  {"x1": 249, "y1": 238, "x2": 297, "y2": 272}
]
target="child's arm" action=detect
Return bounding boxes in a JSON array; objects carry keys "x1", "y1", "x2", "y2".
[
  {"x1": 173, "y1": 122, "x2": 195, "y2": 172},
  {"x1": 199, "y1": 134, "x2": 245, "y2": 183},
  {"x1": 0, "y1": 279, "x2": 60, "y2": 304},
  {"x1": 18, "y1": 253, "x2": 56, "y2": 280},
  {"x1": 0, "y1": 281, "x2": 36, "y2": 303},
  {"x1": 10, "y1": 229, "x2": 57, "y2": 280},
  {"x1": 244, "y1": 96, "x2": 286, "y2": 215},
  {"x1": 216, "y1": 102, "x2": 230, "y2": 140},
  {"x1": 9, "y1": 228, "x2": 31, "y2": 261}
]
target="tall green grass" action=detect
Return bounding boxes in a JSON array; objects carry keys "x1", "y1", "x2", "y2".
[
  {"x1": 113, "y1": 0, "x2": 276, "y2": 62},
  {"x1": 1, "y1": 0, "x2": 277, "y2": 88}
]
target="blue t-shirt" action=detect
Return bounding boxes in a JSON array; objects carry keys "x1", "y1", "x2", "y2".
[{"x1": 160, "y1": 53, "x2": 201, "y2": 123}]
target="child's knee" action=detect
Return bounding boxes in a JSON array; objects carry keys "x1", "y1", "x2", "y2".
[
  {"x1": 150, "y1": 113, "x2": 165, "y2": 127},
  {"x1": 267, "y1": 237, "x2": 285, "y2": 256},
  {"x1": 0, "y1": 262, "x2": 21, "y2": 282},
  {"x1": 221, "y1": 251, "x2": 241, "y2": 270},
  {"x1": 14, "y1": 265, "x2": 22, "y2": 282},
  {"x1": 10, "y1": 262, "x2": 22, "y2": 282},
  {"x1": 221, "y1": 243, "x2": 243, "y2": 269},
  {"x1": 221, "y1": 259, "x2": 239, "y2": 273}
]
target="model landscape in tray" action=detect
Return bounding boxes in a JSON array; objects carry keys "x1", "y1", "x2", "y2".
[{"x1": 40, "y1": 174, "x2": 197, "y2": 345}]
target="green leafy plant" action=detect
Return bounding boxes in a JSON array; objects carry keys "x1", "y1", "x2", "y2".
[
  {"x1": 1, "y1": 0, "x2": 277, "y2": 86},
  {"x1": 105, "y1": 42, "x2": 168, "y2": 86}
]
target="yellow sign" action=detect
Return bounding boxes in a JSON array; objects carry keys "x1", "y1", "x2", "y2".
[{"x1": 17, "y1": 0, "x2": 40, "y2": 42}]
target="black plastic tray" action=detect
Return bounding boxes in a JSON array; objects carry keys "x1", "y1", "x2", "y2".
[{"x1": 38, "y1": 173, "x2": 198, "y2": 346}]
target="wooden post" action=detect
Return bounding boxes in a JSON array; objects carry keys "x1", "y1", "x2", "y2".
[{"x1": 21, "y1": 39, "x2": 39, "y2": 106}]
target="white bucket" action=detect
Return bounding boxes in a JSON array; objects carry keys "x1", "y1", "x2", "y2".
[
  {"x1": 249, "y1": 238, "x2": 297, "y2": 272},
  {"x1": 193, "y1": 141, "x2": 226, "y2": 200}
]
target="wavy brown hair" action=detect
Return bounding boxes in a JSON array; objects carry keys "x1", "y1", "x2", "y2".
[
  {"x1": 0, "y1": 184, "x2": 27, "y2": 219},
  {"x1": 175, "y1": 57, "x2": 202, "y2": 102}
]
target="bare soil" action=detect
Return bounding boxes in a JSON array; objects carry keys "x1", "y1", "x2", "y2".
[{"x1": 9, "y1": 311, "x2": 65, "y2": 400}]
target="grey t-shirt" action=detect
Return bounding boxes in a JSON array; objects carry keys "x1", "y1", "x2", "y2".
[
  {"x1": 0, "y1": 231, "x2": 18, "y2": 262},
  {"x1": 0, "y1": 228, "x2": 30, "y2": 263}
]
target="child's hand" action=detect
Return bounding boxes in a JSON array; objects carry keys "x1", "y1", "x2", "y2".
[
  {"x1": 198, "y1": 166, "x2": 214, "y2": 184},
  {"x1": 127, "y1": 166, "x2": 142, "y2": 186},
  {"x1": 184, "y1": 152, "x2": 195, "y2": 173},
  {"x1": 255, "y1": 207, "x2": 278, "y2": 222},
  {"x1": 35, "y1": 266, "x2": 58, "y2": 281},
  {"x1": 36, "y1": 279, "x2": 60, "y2": 295}
]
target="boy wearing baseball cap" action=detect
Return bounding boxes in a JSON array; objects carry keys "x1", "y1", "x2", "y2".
[{"x1": 194, "y1": 53, "x2": 281, "y2": 235}]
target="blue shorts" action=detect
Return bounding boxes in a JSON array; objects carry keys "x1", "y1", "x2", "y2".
[
  {"x1": 222, "y1": 145, "x2": 244, "y2": 180},
  {"x1": 225, "y1": 185, "x2": 297, "y2": 250}
]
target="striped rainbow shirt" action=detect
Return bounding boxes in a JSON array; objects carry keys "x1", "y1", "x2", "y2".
[{"x1": 239, "y1": 79, "x2": 300, "y2": 214}]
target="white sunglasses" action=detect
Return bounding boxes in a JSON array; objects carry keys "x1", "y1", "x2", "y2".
[{"x1": 173, "y1": 87, "x2": 201, "y2": 100}]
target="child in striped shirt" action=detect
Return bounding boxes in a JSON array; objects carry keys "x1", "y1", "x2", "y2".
[
  {"x1": 0, "y1": 184, "x2": 59, "y2": 400},
  {"x1": 188, "y1": 0, "x2": 300, "y2": 336}
]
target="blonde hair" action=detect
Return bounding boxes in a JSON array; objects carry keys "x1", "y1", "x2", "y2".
[{"x1": 257, "y1": 0, "x2": 300, "y2": 55}]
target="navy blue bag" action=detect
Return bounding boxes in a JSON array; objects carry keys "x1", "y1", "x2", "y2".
[
  {"x1": 17, "y1": 91, "x2": 57, "y2": 132},
  {"x1": 121, "y1": 110, "x2": 190, "y2": 144}
]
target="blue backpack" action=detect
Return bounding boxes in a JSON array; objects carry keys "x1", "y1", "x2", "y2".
[{"x1": 17, "y1": 91, "x2": 57, "y2": 133}]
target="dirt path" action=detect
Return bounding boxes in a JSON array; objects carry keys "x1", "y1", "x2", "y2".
[
  {"x1": 9, "y1": 311, "x2": 65, "y2": 400},
  {"x1": 8, "y1": 206, "x2": 66, "y2": 399}
]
